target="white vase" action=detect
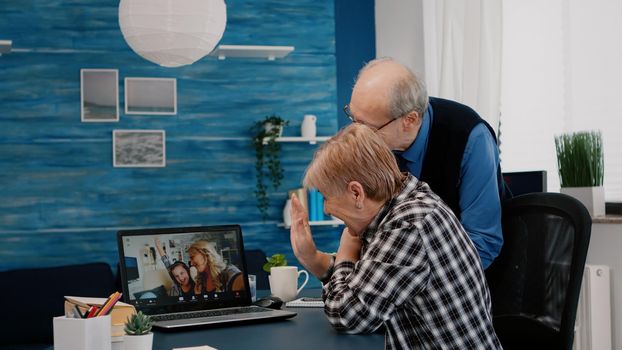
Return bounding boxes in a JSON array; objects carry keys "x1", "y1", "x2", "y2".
[
  {"x1": 123, "y1": 332, "x2": 153, "y2": 350},
  {"x1": 560, "y1": 186, "x2": 605, "y2": 217},
  {"x1": 283, "y1": 199, "x2": 292, "y2": 226},
  {"x1": 301, "y1": 114, "x2": 317, "y2": 138}
]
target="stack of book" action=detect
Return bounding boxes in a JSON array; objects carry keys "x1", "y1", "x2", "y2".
[{"x1": 289, "y1": 188, "x2": 330, "y2": 222}]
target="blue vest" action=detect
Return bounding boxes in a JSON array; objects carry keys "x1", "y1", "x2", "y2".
[{"x1": 420, "y1": 97, "x2": 502, "y2": 219}]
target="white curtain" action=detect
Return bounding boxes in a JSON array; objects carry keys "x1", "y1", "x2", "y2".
[
  {"x1": 500, "y1": 0, "x2": 622, "y2": 201},
  {"x1": 422, "y1": 0, "x2": 502, "y2": 134}
]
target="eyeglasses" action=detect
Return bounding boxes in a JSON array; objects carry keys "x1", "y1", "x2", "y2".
[{"x1": 343, "y1": 104, "x2": 398, "y2": 132}]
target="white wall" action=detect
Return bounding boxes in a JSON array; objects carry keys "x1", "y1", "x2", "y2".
[
  {"x1": 566, "y1": 0, "x2": 622, "y2": 201},
  {"x1": 587, "y1": 223, "x2": 621, "y2": 350},
  {"x1": 375, "y1": 0, "x2": 425, "y2": 77}
]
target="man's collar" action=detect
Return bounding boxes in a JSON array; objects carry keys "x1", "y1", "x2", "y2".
[{"x1": 398, "y1": 104, "x2": 432, "y2": 163}]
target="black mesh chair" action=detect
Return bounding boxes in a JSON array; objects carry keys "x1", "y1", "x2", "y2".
[
  {"x1": 244, "y1": 249, "x2": 270, "y2": 290},
  {"x1": 486, "y1": 192, "x2": 591, "y2": 350}
]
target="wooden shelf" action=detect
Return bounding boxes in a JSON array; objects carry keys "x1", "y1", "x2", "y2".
[
  {"x1": 209, "y1": 45, "x2": 294, "y2": 60},
  {"x1": 278, "y1": 219, "x2": 344, "y2": 228},
  {"x1": 262, "y1": 136, "x2": 331, "y2": 145}
]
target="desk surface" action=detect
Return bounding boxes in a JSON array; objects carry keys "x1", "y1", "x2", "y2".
[
  {"x1": 154, "y1": 307, "x2": 384, "y2": 350},
  {"x1": 153, "y1": 290, "x2": 385, "y2": 350},
  {"x1": 49, "y1": 290, "x2": 385, "y2": 350}
]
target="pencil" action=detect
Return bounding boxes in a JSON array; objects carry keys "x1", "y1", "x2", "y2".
[
  {"x1": 94, "y1": 291, "x2": 117, "y2": 317},
  {"x1": 96, "y1": 291, "x2": 122, "y2": 317}
]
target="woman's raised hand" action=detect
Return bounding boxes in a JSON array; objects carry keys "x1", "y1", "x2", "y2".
[{"x1": 289, "y1": 193, "x2": 317, "y2": 267}]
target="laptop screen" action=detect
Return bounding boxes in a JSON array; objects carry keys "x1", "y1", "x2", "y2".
[
  {"x1": 502, "y1": 170, "x2": 547, "y2": 197},
  {"x1": 117, "y1": 225, "x2": 251, "y2": 314}
]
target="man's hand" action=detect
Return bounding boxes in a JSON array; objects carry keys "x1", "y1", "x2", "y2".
[{"x1": 336, "y1": 227, "x2": 361, "y2": 264}]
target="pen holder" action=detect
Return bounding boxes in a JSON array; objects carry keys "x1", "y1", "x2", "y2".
[{"x1": 54, "y1": 315, "x2": 112, "y2": 350}]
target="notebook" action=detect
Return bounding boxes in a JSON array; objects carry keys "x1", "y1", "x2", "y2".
[
  {"x1": 117, "y1": 225, "x2": 296, "y2": 329},
  {"x1": 285, "y1": 297, "x2": 324, "y2": 308}
]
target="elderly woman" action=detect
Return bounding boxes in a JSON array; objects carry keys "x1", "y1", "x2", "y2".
[
  {"x1": 289, "y1": 124, "x2": 501, "y2": 349},
  {"x1": 187, "y1": 240, "x2": 245, "y2": 293}
]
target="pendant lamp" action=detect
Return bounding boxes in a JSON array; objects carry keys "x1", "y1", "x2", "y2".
[{"x1": 119, "y1": 0, "x2": 227, "y2": 68}]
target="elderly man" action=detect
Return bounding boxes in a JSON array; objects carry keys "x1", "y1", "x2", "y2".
[
  {"x1": 343, "y1": 57, "x2": 506, "y2": 269},
  {"x1": 290, "y1": 124, "x2": 501, "y2": 349}
]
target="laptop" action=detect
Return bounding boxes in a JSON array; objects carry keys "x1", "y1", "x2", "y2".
[
  {"x1": 117, "y1": 225, "x2": 296, "y2": 329},
  {"x1": 502, "y1": 170, "x2": 547, "y2": 197}
]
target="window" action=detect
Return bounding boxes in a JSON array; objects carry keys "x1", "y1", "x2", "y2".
[{"x1": 500, "y1": 0, "x2": 622, "y2": 202}]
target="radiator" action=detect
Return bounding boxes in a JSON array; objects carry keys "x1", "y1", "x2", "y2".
[{"x1": 573, "y1": 265, "x2": 611, "y2": 350}]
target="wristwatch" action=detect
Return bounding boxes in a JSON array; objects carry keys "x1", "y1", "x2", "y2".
[{"x1": 318, "y1": 253, "x2": 336, "y2": 284}]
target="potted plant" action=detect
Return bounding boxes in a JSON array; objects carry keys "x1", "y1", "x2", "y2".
[
  {"x1": 123, "y1": 311, "x2": 154, "y2": 350},
  {"x1": 262, "y1": 253, "x2": 288, "y2": 273},
  {"x1": 555, "y1": 130, "x2": 605, "y2": 216},
  {"x1": 251, "y1": 115, "x2": 289, "y2": 219}
]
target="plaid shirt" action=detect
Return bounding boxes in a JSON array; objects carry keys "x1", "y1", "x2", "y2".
[{"x1": 322, "y1": 174, "x2": 501, "y2": 349}]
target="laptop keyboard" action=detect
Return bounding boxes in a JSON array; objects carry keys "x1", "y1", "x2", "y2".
[{"x1": 152, "y1": 306, "x2": 270, "y2": 322}]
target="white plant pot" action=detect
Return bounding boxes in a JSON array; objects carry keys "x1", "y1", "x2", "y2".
[
  {"x1": 123, "y1": 332, "x2": 153, "y2": 350},
  {"x1": 560, "y1": 186, "x2": 605, "y2": 217},
  {"x1": 264, "y1": 123, "x2": 284, "y2": 137}
]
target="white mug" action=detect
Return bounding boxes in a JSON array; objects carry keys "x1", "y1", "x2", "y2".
[{"x1": 268, "y1": 266, "x2": 309, "y2": 302}]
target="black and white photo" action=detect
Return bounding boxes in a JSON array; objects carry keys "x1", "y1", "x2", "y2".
[
  {"x1": 113, "y1": 130, "x2": 166, "y2": 167},
  {"x1": 125, "y1": 77, "x2": 177, "y2": 115},
  {"x1": 81, "y1": 69, "x2": 119, "y2": 122}
]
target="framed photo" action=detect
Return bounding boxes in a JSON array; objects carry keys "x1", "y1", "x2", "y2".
[
  {"x1": 80, "y1": 69, "x2": 119, "y2": 122},
  {"x1": 113, "y1": 130, "x2": 166, "y2": 168},
  {"x1": 125, "y1": 77, "x2": 177, "y2": 115}
]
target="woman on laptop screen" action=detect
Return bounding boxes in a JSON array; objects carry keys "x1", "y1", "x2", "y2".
[{"x1": 187, "y1": 240, "x2": 245, "y2": 293}]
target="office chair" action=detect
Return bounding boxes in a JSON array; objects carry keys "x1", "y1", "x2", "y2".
[
  {"x1": 486, "y1": 192, "x2": 591, "y2": 350},
  {"x1": 244, "y1": 249, "x2": 270, "y2": 290}
]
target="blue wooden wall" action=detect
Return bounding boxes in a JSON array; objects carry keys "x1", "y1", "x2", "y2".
[{"x1": 0, "y1": 0, "x2": 345, "y2": 287}]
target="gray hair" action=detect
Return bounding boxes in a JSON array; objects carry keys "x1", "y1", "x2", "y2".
[{"x1": 358, "y1": 57, "x2": 429, "y2": 119}]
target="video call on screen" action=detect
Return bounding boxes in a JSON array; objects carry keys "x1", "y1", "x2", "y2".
[{"x1": 122, "y1": 230, "x2": 247, "y2": 307}]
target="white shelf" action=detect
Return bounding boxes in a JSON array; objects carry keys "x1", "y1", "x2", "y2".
[
  {"x1": 262, "y1": 136, "x2": 331, "y2": 145},
  {"x1": 210, "y1": 45, "x2": 294, "y2": 60},
  {"x1": 278, "y1": 219, "x2": 344, "y2": 228}
]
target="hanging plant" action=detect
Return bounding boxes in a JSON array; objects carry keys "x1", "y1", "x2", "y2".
[{"x1": 251, "y1": 115, "x2": 289, "y2": 219}]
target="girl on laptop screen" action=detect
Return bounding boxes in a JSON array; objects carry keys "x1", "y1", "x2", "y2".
[{"x1": 154, "y1": 237, "x2": 196, "y2": 298}]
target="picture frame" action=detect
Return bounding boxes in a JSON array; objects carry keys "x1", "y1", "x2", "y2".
[
  {"x1": 80, "y1": 69, "x2": 119, "y2": 122},
  {"x1": 113, "y1": 130, "x2": 166, "y2": 168},
  {"x1": 125, "y1": 77, "x2": 177, "y2": 115}
]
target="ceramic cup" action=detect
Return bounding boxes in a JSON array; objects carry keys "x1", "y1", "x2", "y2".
[
  {"x1": 268, "y1": 266, "x2": 309, "y2": 302},
  {"x1": 301, "y1": 114, "x2": 317, "y2": 138}
]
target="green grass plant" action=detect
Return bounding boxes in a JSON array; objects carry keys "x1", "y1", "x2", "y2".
[{"x1": 555, "y1": 131, "x2": 604, "y2": 187}]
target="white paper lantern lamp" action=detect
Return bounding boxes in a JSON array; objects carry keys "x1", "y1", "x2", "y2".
[{"x1": 119, "y1": 0, "x2": 227, "y2": 68}]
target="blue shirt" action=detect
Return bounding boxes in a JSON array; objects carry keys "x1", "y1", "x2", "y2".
[{"x1": 394, "y1": 104, "x2": 502, "y2": 269}]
